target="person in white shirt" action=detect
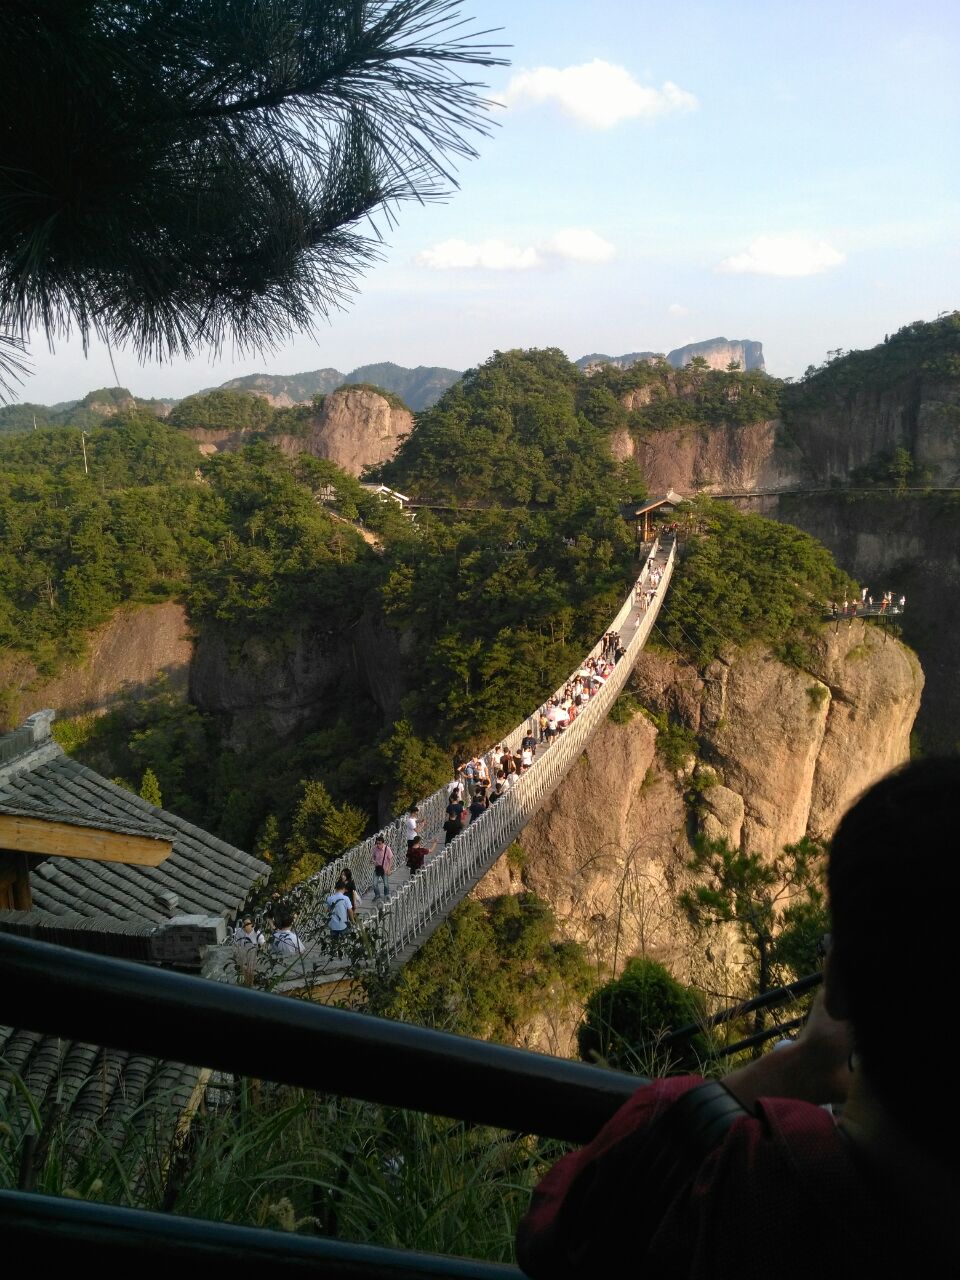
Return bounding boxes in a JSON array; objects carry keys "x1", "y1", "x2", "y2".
[
  {"x1": 234, "y1": 917, "x2": 264, "y2": 948},
  {"x1": 404, "y1": 806, "x2": 420, "y2": 853},
  {"x1": 270, "y1": 911, "x2": 304, "y2": 955}
]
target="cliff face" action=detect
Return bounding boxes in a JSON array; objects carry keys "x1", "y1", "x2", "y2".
[
  {"x1": 612, "y1": 417, "x2": 802, "y2": 494},
  {"x1": 577, "y1": 337, "x2": 766, "y2": 374},
  {"x1": 783, "y1": 374, "x2": 960, "y2": 486},
  {"x1": 479, "y1": 621, "x2": 922, "y2": 983},
  {"x1": 183, "y1": 385, "x2": 413, "y2": 476},
  {"x1": 189, "y1": 609, "x2": 407, "y2": 747},
  {"x1": 762, "y1": 492, "x2": 960, "y2": 753},
  {"x1": 273, "y1": 385, "x2": 414, "y2": 477},
  {"x1": 0, "y1": 602, "x2": 192, "y2": 730}
]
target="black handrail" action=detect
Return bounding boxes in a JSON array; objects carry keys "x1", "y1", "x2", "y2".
[
  {"x1": 0, "y1": 933, "x2": 642, "y2": 1145},
  {"x1": 0, "y1": 1190, "x2": 522, "y2": 1277},
  {"x1": 662, "y1": 972, "x2": 822, "y2": 1045},
  {"x1": 708, "y1": 1016, "x2": 806, "y2": 1060}
]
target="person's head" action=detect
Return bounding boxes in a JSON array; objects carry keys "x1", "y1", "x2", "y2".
[
  {"x1": 375, "y1": 834, "x2": 385, "y2": 847},
  {"x1": 828, "y1": 757, "x2": 960, "y2": 1153},
  {"x1": 276, "y1": 909, "x2": 295, "y2": 931},
  {"x1": 409, "y1": 805, "x2": 419, "y2": 816},
  {"x1": 410, "y1": 835, "x2": 422, "y2": 847},
  {"x1": 242, "y1": 918, "x2": 254, "y2": 932}
]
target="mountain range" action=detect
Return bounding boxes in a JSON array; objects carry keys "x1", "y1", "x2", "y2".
[{"x1": 0, "y1": 337, "x2": 765, "y2": 431}]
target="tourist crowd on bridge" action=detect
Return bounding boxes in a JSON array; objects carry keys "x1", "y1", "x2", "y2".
[{"x1": 235, "y1": 541, "x2": 670, "y2": 959}]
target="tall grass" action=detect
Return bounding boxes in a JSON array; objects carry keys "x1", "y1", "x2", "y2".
[{"x1": 0, "y1": 1065, "x2": 564, "y2": 1263}]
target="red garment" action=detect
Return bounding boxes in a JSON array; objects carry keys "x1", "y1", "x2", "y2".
[{"x1": 516, "y1": 1076, "x2": 924, "y2": 1280}]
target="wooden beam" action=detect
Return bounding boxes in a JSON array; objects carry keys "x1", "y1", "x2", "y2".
[{"x1": 0, "y1": 816, "x2": 173, "y2": 866}]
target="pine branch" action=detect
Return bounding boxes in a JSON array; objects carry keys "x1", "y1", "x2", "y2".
[{"x1": 0, "y1": 0, "x2": 507, "y2": 380}]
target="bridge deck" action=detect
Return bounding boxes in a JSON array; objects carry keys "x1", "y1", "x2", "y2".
[{"x1": 231, "y1": 536, "x2": 676, "y2": 990}]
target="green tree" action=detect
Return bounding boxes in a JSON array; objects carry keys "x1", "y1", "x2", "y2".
[
  {"x1": 138, "y1": 767, "x2": 162, "y2": 807},
  {"x1": 577, "y1": 955, "x2": 710, "y2": 1073},
  {"x1": 659, "y1": 498, "x2": 857, "y2": 667},
  {"x1": 0, "y1": 2, "x2": 503, "y2": 390},
  {"x1": 283, "y1": 779, "x2": 366, "y2": 886},
  {"x1": 376, "y1": 894, "x2": 592, "y2": 1041},
  {"x1": 168, "y1": 390, "x2": 275, "y2": 434},
  {"x1": 888, "y1": 447, "x2": 915, "y2": 493},
  {"x1": 679, "y1": 837, "x2": 827, "y2": 1043}
]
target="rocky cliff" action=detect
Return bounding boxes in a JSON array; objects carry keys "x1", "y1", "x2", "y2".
[
  {"x1": 578, "y1": 337, "x2": 766, "y2": 375},
  {"x1": 0, "y1": 602, "x2": 192, "y2": 731},
  {"x1": 183, "y1": 385, "x2": 414, "y2": 476},
  {"x1": 764, "y1": 492, "x2": 960, "y2": 753},
  {"x1": 478, "y1": 621, "x2": 922, "y2": 986},
  {"x1": 611, "y1": 417, "x2": 802, "y2": 494},
  {"x1": 783, "y1": 374, "x2": 960, "y2": 486},
  {"x1": 273, "y1": 385, "x2": 414, "y2": 477},
  {"x1": 188, "y1": 608, "x2": 408, "y2": 748}
]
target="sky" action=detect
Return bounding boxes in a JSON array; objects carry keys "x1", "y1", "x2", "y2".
[{"x1": 17, "y1": 0, "x2": 960, "y2": 403}]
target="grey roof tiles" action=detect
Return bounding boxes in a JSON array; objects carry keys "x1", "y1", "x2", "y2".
[{"x1": 0, "y1": 712, "x2": 269, "y2": 930}]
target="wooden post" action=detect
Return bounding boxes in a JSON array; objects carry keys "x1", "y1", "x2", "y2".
[{"x1": 0, "y1": 849, "x2": 33, "y2": 910}]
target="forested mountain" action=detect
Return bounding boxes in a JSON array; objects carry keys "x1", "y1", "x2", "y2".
[
  {"x1": 0, "y1": 350, "x2": 653, "y2": 864},
  {"x1": 214, "y1": 361, "x2": 463, "y2": 410},
  {"x1": 0, "y1": 386, "x2": 175, "y2": 435},
  {"x1": 2, "y1": 337, "x2": 768, "y2": 437}
]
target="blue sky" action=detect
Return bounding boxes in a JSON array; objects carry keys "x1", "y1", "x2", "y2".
[{"x1": 20, "y1": 0, "x2": 960, "y2": 401}]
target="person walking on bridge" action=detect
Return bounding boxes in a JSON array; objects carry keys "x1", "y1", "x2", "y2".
[
  {"x1": 372, "y1": 834, "x2": 394, "y2": 901},
  {"x1": 406, "y1": 834, "x2": 436, "y2": 875},
  {"x1": 404, "y1": 805, "x2": 421, "y2": 855}
]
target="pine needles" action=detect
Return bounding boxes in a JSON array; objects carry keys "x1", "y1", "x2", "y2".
[{"x1": 0, "y1": 2, "x2": 506, "y2": 392}]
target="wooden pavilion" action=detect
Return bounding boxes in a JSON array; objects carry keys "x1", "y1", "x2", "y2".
[{"x1": 622, "y1": 489, "x2": 686, "y2": 541}]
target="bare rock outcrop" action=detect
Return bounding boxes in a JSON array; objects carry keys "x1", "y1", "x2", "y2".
[
  {"x1": 0, "y1": 602, "x2": 192, "y2": 730},
  {"x1": 624, "y1": 418, "x2": 802, "y2": 495},
  {"x1": 181, "y1": 385, "x2": 413, "y2": 475},
  {"x1": 479, "y1": 712, "x2": 692, "y2": 972},
  {"x1": 479, "y1": 622, "x2": 922, "y2": 974},
  {"x1": 273, "y1": 385, "x2": 413, "y2": 476}
]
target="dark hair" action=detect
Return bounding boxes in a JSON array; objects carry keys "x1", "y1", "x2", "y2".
[
  {"x1": 829, "y1": 757, "x2": 960, "y2": 1154},
  {"x1": 276, "y1": 910, "x2": 295, "y2": 930}
]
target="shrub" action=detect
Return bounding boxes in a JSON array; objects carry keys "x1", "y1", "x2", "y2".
[{"x1": 577, "y1": 956, "x2": 710, "y2": 1073}]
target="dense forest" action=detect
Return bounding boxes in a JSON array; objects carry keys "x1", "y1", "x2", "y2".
[
  {"x1": 0, "y1": 350, "x2": 653, "y2": 870},
  {"x1": 0, "y1": 346, "x2": 864, "y2": 877}
]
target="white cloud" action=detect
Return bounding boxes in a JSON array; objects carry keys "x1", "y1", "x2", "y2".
[
  {"x1": 415, "y1": 239, "x2": 541, "y2": 271},
  {"x1": 717, "y1": 235, "x2": 846, "y2": 278},
  {"x1": 415, "y1": 227, "x2": 615, "y2": 272},
  {"x1": 544, "y1": 227, "x2": 616, "y2": 263},
  {"x1": 667, "y1": 302, "x2": 690, "y2": 316},
  {"x1": 499, "y1": 59, "x2": 697, "y2": 129}
]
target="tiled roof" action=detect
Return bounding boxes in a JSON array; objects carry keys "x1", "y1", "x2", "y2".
[
  {"x1": 0, "y1": 1023, "x2": 204, "y2": 1174},
  {"x1": 0, "y1": 711, "x2": 269, "y2": 928}
]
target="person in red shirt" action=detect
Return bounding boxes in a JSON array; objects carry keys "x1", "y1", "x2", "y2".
[{"x1": 517, "y1": 758, "x2": 959, "y2": 1278}]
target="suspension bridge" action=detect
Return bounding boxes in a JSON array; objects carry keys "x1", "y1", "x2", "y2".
[{"x1": 248, "y1": 533, "x2": 676, "y2": 988}]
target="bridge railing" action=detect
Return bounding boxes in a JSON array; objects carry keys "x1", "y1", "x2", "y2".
[
  {"x1": 369, "y1": 538, "x2": 676, "y2": 959},
  {"x1": 291, "y1": 537, "x2": 675, "y2": 950}
]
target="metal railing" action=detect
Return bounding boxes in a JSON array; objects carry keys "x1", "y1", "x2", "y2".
[
  {"x1": 0, "y1": 938, "x2": 819, "y2": 1271},
  {"x1": 291, "y1": 537, "x2": 676, "y2": 961},
  {"x1": 0, "y1": 931, "x2": 648, "y2": 1274}
]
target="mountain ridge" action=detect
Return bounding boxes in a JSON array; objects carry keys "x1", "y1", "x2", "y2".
[{"x1": 3, "y1": 338, "x2": 766, "y2": 431}]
